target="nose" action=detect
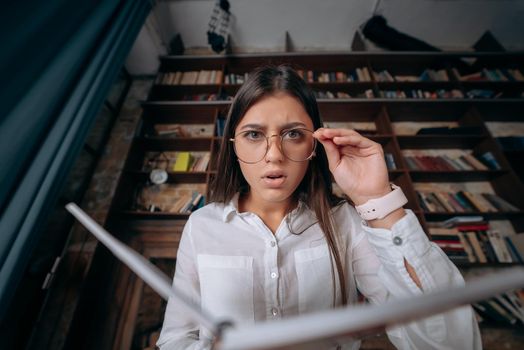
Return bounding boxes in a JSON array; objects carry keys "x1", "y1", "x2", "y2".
[{"x1": 265, "y1": 134, "x2": 284, "y2": 162}]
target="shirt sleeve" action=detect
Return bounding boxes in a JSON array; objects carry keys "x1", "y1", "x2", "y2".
[
  {"x1": 351, "y1": 209, "x2": 482, "y2": 350},
  {"x1": 157, "y1": 218, "x2": 212, "y2": 350}
]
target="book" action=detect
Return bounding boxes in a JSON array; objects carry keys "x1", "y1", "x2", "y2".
[
  {"x1": 504, "y1": 234, "x2": 524, "y2": 263},
  {"x1": 495, "y1": 295, "x2": 524, "y2": 323},
  {"x1": 461, "y1": 154, "x2": 489, "y2": 171},
  {"x1": 434, "y1": 192, "x2": 455, "y2": 212},
  {"x1": 482, "y1": 193, "x2": 519, "y2": 212},
  {"x1": 416, "y1": 126, "x2": 483, "y2": 135},
  {"x1": 471, "y1": 193, "x2": 498, "y2": 212},
  {"x1": 483, "y1": 299, "x2": 517, "y2": 324},
  {"x1": 505, "y1": 291, "x2": 524, "y2": 321},
  {"x1": 487, "y1": 230, "x2": 513, "y2": 263},
  {"x1": 465, "y1": 231, "x2": 487, "y2": 263},
  {"x1": 457, "y1": 233, "x2": 477, "y2": 262},
  {"x1": 443, "y1": 216, "x2": 484, "y2": 227},
  {"x1": 173, "y1": 152, "x2": 192, "y2": 172},
  {"x1": 449, "y1": 193, "x2": 474, "y2": 212},
  {"x1": 479, "y1": 152, "x2": 501, "y2": 170},
  {"x1": 474, "y1": 301, "x2": 508, "y2": 324},
  {"x1": 445, "y1": 193, "x2": 467, "y2": 213},
  {"x1": 477, "y1": 231, "x2": 498, "y2": 263},
  {"x1": 455, "y1": 222, "x2": 490, "y2": 232},
  {"x1": 154, "y1": 124, "x2": 214, "y2": 138},
  {"x1": 504, "y1": 236, "x2": 524, "y2": 264},
  {"x1": 458, "y1": 191, "x2": 484, "y2": 212},
  {"x1": 168, "y1": 194, "x2": 192, "y2": 213},
  {"x1": 184, "y1": 193, "x2": 204, "y2": 213},
  {"x1": 384, "y1": 153, "x2": 397, "y2": 170},
  {"x1": 65, "y1": 202, "x2": 524, "y2": 350},
  {"x1": 180, "y1": 191, "x2": 199, "y2": 213},
  {"x1": 192, "y1": 153, "x2": 210, "y2": 172},
  {"x1": 216, "y1": 118, "x2": 226, "y2": 137}
]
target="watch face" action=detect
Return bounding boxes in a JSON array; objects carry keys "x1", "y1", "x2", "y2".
[{"x1": 150, "y1": 169, "x2": 168, "y2": 184}]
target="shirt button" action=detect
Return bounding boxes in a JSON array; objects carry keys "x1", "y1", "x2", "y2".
[
  {"x1": 270, "y1": 272, "x2": 278, "y2": 279},
  {"x1": 271, "y1": 307, "x2": 279, "y2": 316},
  {"x1": 393, "y1": 236, "x2": 402, "y2": 245},
  {"x1": 270, "y1": 241, "x2": 276, "y2": 247}
]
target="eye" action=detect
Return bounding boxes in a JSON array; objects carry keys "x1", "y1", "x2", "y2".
[
  {"x1": 283, "y1": 128, "x2": 305, "y2": 140},
  {"x1": 242, "y1": 130, "x2": 264, "y2": 141}
]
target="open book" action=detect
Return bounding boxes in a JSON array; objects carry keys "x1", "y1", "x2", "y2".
[{"x1": 65, "y1": 203, "x2": 524, "y2": 350}]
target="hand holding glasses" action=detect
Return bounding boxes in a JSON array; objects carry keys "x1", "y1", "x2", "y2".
[{"x1": 230, "y1": 128, "x2": 316, "y2": 163}]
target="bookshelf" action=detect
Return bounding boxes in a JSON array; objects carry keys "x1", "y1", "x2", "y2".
[{"x1": 105, "y1": 52, "x2": 524, "y2": 347}]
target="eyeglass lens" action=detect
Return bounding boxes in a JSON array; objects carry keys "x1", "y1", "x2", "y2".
[{"x1": 233, "y1": 128, "x2": 315, "y2": 163}]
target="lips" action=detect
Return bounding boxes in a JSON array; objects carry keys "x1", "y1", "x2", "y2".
[{"x1": 262, "y1": 170, "x2": 287, "y2": 188}]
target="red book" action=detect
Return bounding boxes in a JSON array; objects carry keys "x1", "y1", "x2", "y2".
[
  {"x1": 456, "y1": 224, "x2": 490, "y2": 231},
  {"x1": 419, "y1": 156, "x2": 437, "y2": 171},
  {"x1": 412, "y1": 156, "x2": 428, "y2": 170},
  {"x1": 434, "y1": 156, "x2": 456, "y2": 171}
]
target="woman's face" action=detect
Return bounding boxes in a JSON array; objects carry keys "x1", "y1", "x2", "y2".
[{"x1": 233, "y1": 93, "x2": 315, "y2": 207}]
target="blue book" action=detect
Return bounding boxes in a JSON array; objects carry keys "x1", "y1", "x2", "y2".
[{"x1": 504, "y1": 236, "x2": 524, "y2": 264}]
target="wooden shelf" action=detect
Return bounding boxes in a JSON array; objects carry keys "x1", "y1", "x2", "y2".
[
  {"x1": 377, "y1": 81, "x2": 458, "y2": 89},
  {"x1": 397, "y1": 135, "x2": 486, "y2": 149},
  {"x1": 104, "y1": 52, "x2": 524, "y2": 345},
  {"x1": 135, "y1": 137, "x2": 213, "y2": 151},
  {"x1": 309, "y1": 81, "x2": 375, "y2": 89},
  {"x1": 409, "y1": 170, "x2": 508, "y2": 182},
  {"x1": 423, "y1": 211, "x2": 524, "y2": 220},
  {"x1": 454, "y1": 262, "x2": 523, "y2": 268},
  {"x1": 124, "y1": 170, "x2": 208, "y2": 184},
  {"x1": 118, "y1": 210, "x2": 191, "y2": 220}
]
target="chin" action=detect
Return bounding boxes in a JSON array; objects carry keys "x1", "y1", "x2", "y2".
[{"x1": 258, "y1": 188, "x2": 295, "y2": 204}]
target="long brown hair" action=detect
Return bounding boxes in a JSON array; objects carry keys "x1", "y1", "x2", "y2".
[{"x1": 209, "y1": 65, "x2": 348, "y2": 306}]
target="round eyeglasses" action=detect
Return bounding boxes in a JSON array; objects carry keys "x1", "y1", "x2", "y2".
[{"x1": 230, "y1": 128, "x2": 316, "y2": 164}]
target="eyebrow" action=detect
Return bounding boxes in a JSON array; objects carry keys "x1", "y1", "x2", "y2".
[{"x1": 239, "y1": 122, "x2": 309, "y2": 131}]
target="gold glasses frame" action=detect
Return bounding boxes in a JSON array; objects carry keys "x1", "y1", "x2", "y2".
[{"x1": 229, "y1": 127, "x2": 317, "y2": 164}]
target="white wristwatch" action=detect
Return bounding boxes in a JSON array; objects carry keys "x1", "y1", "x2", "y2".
[{"x1": 355, "y1": 184, "x2": 408, "y2": 221}]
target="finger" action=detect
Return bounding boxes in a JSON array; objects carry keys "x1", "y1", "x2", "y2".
[
  {"x1": 315, "y1": 136, "x2": 340, "y2": 169},
  {"x1": 332, "y1": 134, "x2": 376, "y2": 149},
  {"x1": 339, "y1": 144, "x2": 379, "y2": 157},
  {"x1": 314, "y1": 127, "x2": 361, "y2": 139}
]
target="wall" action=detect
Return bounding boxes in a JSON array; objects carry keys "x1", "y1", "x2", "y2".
[{"x1": 125, "y1": 0, "x2": 524, "y2": 75}]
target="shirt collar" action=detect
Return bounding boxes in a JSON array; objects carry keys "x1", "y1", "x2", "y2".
[
  {"x1": 222, "y1": 193, "x2": 241, "y2": 222},
  {"x1": 222, "y1": 193, "x2": 319, "y2": 231}
]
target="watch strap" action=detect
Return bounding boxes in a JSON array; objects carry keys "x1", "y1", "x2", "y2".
[{"x1": 355, "y1": 184, "x2": 408, "y2": 220}]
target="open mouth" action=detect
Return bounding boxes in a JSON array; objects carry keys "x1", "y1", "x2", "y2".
[{"x1": 262, "y1": 172, "x2": 286, "y2": 187}]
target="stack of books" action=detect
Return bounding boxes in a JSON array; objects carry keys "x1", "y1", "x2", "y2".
[
  {"x1": 215, "y1": 117, "x2": 226, "y2": 137},
  {"x1": 152, "y1": 123, "x2": 214, "y2": 138},
  {"x1": 181, "y1": 93, "x2": 233, "y2": 101},
  {"x1": 373, "y1": 68, "x2": 449, "y2": 82},
  {"x1": 167, "y1": 191, "x2": 205, "y2": 214},
  {"x1": 313, "y1": 89, "x2": 375, "y2": 99},
  {"x1": 378, "y1": 89, "x2": 464, "y2": 99},
  {"x1": 142, "y1": 152, "x2": 210, "y2": 173},
  {"x1": 473, "y1": 290, "x2": 524, "y2": 326},
  {"x1": 296, "y1": 68, "x2": 372, "y2": 82},
  {"x1": 429, "y1": 217, "x2": 524, "y2": 264},
  {"x1": 224, "y1": 73, "x2": 249, "y2": 85},
  {"x1": 403, "y1": 151, "x2": 501, "y2": 171},
  {"x1": 156, "y1": 70, "x2": 223, "y2": 85},
  {"x1": 451, "y1": 68, "x2": 524, "y2": 82},
  {"x1": 417, "y1": 190, "x2": 519, "y2": 213}
]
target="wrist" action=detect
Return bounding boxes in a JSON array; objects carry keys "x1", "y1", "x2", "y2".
[
  {"x1": 367, "y1": 207, "x2": 406, "y2": 228},
  {"x1": 354, "y1": 184, "x2": 408, "y2": 221},
  {"x1": 351, "y1": 187, "x2": 393, "y2": 206}
]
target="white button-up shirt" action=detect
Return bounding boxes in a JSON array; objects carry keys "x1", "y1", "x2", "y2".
[{"x1": 158, "y1": 195, "x2": 481, "y2": 350}]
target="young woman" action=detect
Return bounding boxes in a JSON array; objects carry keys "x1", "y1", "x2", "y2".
[{"x1": 157, "y1": 65, "x2": 481, "y2": 349}]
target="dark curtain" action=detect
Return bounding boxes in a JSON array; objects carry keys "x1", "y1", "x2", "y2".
[{"x1": 0, "y1": 0, "x2": 151, "y2": 319}]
